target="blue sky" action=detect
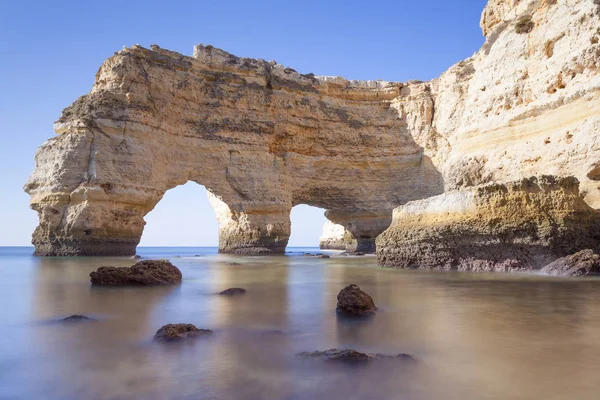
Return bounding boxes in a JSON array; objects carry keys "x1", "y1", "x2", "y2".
[{"x1": 0, "y1": 0, "x2": 487, "y2": 246}]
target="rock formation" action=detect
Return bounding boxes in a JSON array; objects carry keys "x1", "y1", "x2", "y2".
[
  {"x1": 89, "y1": 260, "x2": 182, "y2": 285},
  {"x1": 336, "y1": 284, "x2": 377, "y2": 317},
  {"x1": 319, "y1": 221, "x2": 356, "y2": 250},
  {"x1": 25, "y1": 0, "x2": 600, "y2": 256},
  {"x1": 377, "y1": 176, "x2": 600, "y2": 272},
  {"x1": 297, "y1": 349, "x2": 414, "y2": 363},
  {"x1": 218, "y1": 287, "x2": 247, "y2": 295},
  {"x1": 153, "y1": 323, "x2": 212, "y2": 342},
  {"x1": 540, "y1": 249, "x2": 600, "y2": 277}
]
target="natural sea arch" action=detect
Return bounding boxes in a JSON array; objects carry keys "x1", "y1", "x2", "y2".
[{"x1": 24, "y1": 44, "x2": 443, "y2": 256}]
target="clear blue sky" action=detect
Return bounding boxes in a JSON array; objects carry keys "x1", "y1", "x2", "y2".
[{"x1": 0, "y1": 0, "x2": 487, "y2": 247}]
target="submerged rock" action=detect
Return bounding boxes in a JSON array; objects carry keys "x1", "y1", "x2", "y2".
[
  {"x1": 304, "y1": 253, "x2": 330, "y2": 258},
  {"x1": 336, "y1": 284, "x2": 377, "y2": 317},
  {"x1": 219, "y1": 287, "x2": 247, "y2": 295},
  {"x1": 541, "y1": 250, "x2": 600, "y2": 277},
  {"x1": 377, "y1": 176, "x2": 600, "y2": 273},
  {"x1": 297, "y1": 349, "x2": 414, "y2": 363},
  {"x1": 153, "y1": 324, "x2": 212, "y2": 342},
  {"x1": 90, "y1": 260, "x2": 182, "y2": 286},
  {"x1": 59, "y1": 314, "x2": 96, "y2": 323}
]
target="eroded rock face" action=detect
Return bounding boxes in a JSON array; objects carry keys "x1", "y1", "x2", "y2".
[
  {"x1": 336, "y1": 284, "x2": 377, "y2": 317},
  {"x1": 25, "y1": 0, "x2": 600, "y2": 256},
  {"x1": 90, "y1": 260, "x2": 182, "y2": 285},
  {"x1": 153, "y1": 324, "x2": 212, "y2": 342},
  {"x1": 377, "y1": 176, "x2": 600, "y2": 272},
  {"x1": 541, "y1": 249, "x2": 600, "y2": 277}
]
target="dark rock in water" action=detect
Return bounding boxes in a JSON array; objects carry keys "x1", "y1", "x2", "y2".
[
  {"x1": 90, "y1": 260, "x2": 182, "y2": 286},
  {"x1": 304, "y1": 253, "x2": 330, "y2": 258},
  {"x1": 153, "y1": 324, "x2": 212, "y2": 342},
  {"x1": 336, "y1": 284, "x2": 377, "y2": 317},
  {"x1": 297, "y1": 349, "x2": 414, "y2": 363},
  {"x1": 541, "y1": 249, "x2": 600, "y2": 277},
  {"x1": 59, "y1": 314, "x2": 96, "y2": 322},
  {"x1": 219, "y1": 287, "x2": 247, "y2": 295}
]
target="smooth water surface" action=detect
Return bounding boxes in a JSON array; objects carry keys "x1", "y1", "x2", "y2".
[{"x1": 1, "y1": 246, "x2": 600, "y2": 400}]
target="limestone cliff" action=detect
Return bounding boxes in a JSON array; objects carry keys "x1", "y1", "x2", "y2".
[
  {"x1": 376, "y1": 176, "x2": 600, "y2": 272},
  {"x1": 420, "y1": 0, "x2": 600, "y2": 207},
  {"x1": 319, "y1": 221, "x2": 356, "y2": 250},
  {"x1": 25, "y1": 0, "x2": 600, "y2": 256}
]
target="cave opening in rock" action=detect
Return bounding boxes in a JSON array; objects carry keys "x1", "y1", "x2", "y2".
[
  {"x1": 287, "y1": 204, "x2": 328, "y2": 250},
  {"x1": 139, "y1": 182, "x2": 219, "y2": 248}
]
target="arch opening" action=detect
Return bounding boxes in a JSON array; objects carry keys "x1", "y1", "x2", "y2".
[
  {"x1": 287, "y1": 204, "x2": 327, "y2": 251},
  {"x1": 139, "y1": 182, "x2": 219, "y2": 247}
]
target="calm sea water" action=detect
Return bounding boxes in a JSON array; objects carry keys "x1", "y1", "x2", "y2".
[{"x1": 1, "y1": 246, "x2": 600, "y2": 400}]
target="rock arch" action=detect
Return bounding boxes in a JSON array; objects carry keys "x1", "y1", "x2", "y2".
[
  {"x1": 28, "y1": 0, "x2": 600, "y2": 256},
  {"x1": 25, "y1": 44, "x2": 443, "y2": 256}
]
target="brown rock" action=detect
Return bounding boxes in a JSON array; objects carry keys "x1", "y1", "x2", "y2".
[
  {"x1": 59, "y1": 315, "x2": 96, "y2": 322},
  {"x1": 90, "y1": 260, "x2": 182, "y2": 285},
  {"x1": 219, "y1": 287, "x2": 247, "y2": 295},
  {"x1": 153, "y1": 324, "x2": 212, "y2": 342},
  {"x1": 297, "y1": 349, "x2": 414, "y2": 363},
  {"x1": 336, "y1": 284, "x2": 377, "y2": 317},
  {"x1": 541, "y1": 250, "x2": 600, "y2": 277}
]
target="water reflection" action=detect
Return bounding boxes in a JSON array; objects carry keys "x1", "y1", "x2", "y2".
[{"x1": 0, "y1": 249, "x2": 600, "y2": 399}]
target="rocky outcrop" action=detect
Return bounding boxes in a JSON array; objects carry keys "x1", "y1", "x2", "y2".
[
  {"x1": 541, "y1": 249, "x2": 600, "y2": 277},
  {"x1": 377, "y1": 176, "x2": 600, "y2": 272},
  {"x1": 218, "y1": 287, "x2": 246, "y2": 295},
  {"x1": 89, "y1": 260, "x2": 182, "y2": 285},
  {"x1": 336, "y1": 284, "x2": 377, "y2": 317},
  {"x1": 319, "y1": 221, "x2": 357, "y2": 251},
  {"x1": 297, "y1": 349, "x2": 414, "y2": 363},
  {"x1": 58, "y1": 315, "x2": 96, "y2": 323},
  {"x1": 25, "y1": 0, "x2": 600, "y2": 256},
  {"x1": 24, "y1": 46, "x2": 441, "y2": 256},
  {"x1": 153, "y1": 323, "x2": 212, "y2": 342}
]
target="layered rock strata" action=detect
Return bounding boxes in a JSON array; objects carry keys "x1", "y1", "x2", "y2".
[
  {"x1": 25, "y1": 45, "x2": 442, "y2": 256},
  {"x1": 26, "y1": 0, "x2": 600, "y2": 256},
  {"x1": 318, "y1": 221, "x2": 356, "y2": 250},
  {"x1": 376, "y1": 176, "x2": 600, "y2": 272}
]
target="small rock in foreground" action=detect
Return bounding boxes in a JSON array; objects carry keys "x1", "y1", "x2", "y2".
[
  {"x1": 153, "y1": 324, "x2": 212, "y2": 342},
  {"x1": 90, "y1": 260, "x2": 182, "y2": 286},
  {"x1": 336, "y1": 284, "x2": 377, "y2": 317},
  {"x1": 541, "y1": 249, "x2": 600, "y2": 277},
  {"x1": 297, "y1": 349, "x2": 414, "y2": 363},
  {"x1": 59, "y1": 314, "x2": 96, "y2": 323},
  {"x1": 219, "y1": 287, "x2": 247, "y2": 295}
]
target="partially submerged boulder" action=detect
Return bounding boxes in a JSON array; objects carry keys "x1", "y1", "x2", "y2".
[
  {"x1": 90, "y1": 260, "x2": 182, "y2": 285},
  {"x1": 59, "y1": 314, "x2": 96, "y2": 323},
  {"x1": 297, "y1": 349, "x2": 414, "y2": 363},
  {"x1": 153, "y1": 324, "x2": 212, "y2": 342},
  {"x1": 219, "y1": 287, "x2": 247, "y2": 295},
  {"x1": 336, "y1": 284, "x2": 377, "y2": 317},
  {"x1": 377, "y1": 176, "x2": 600, "y2": 272},
  {"x1": 541, "y1": 250, "x2": 600, "y2": 277}
]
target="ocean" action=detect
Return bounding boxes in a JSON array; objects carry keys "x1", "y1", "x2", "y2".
[{"x1": 1, "y1": 246, "x2": 600, "y2": 399}]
